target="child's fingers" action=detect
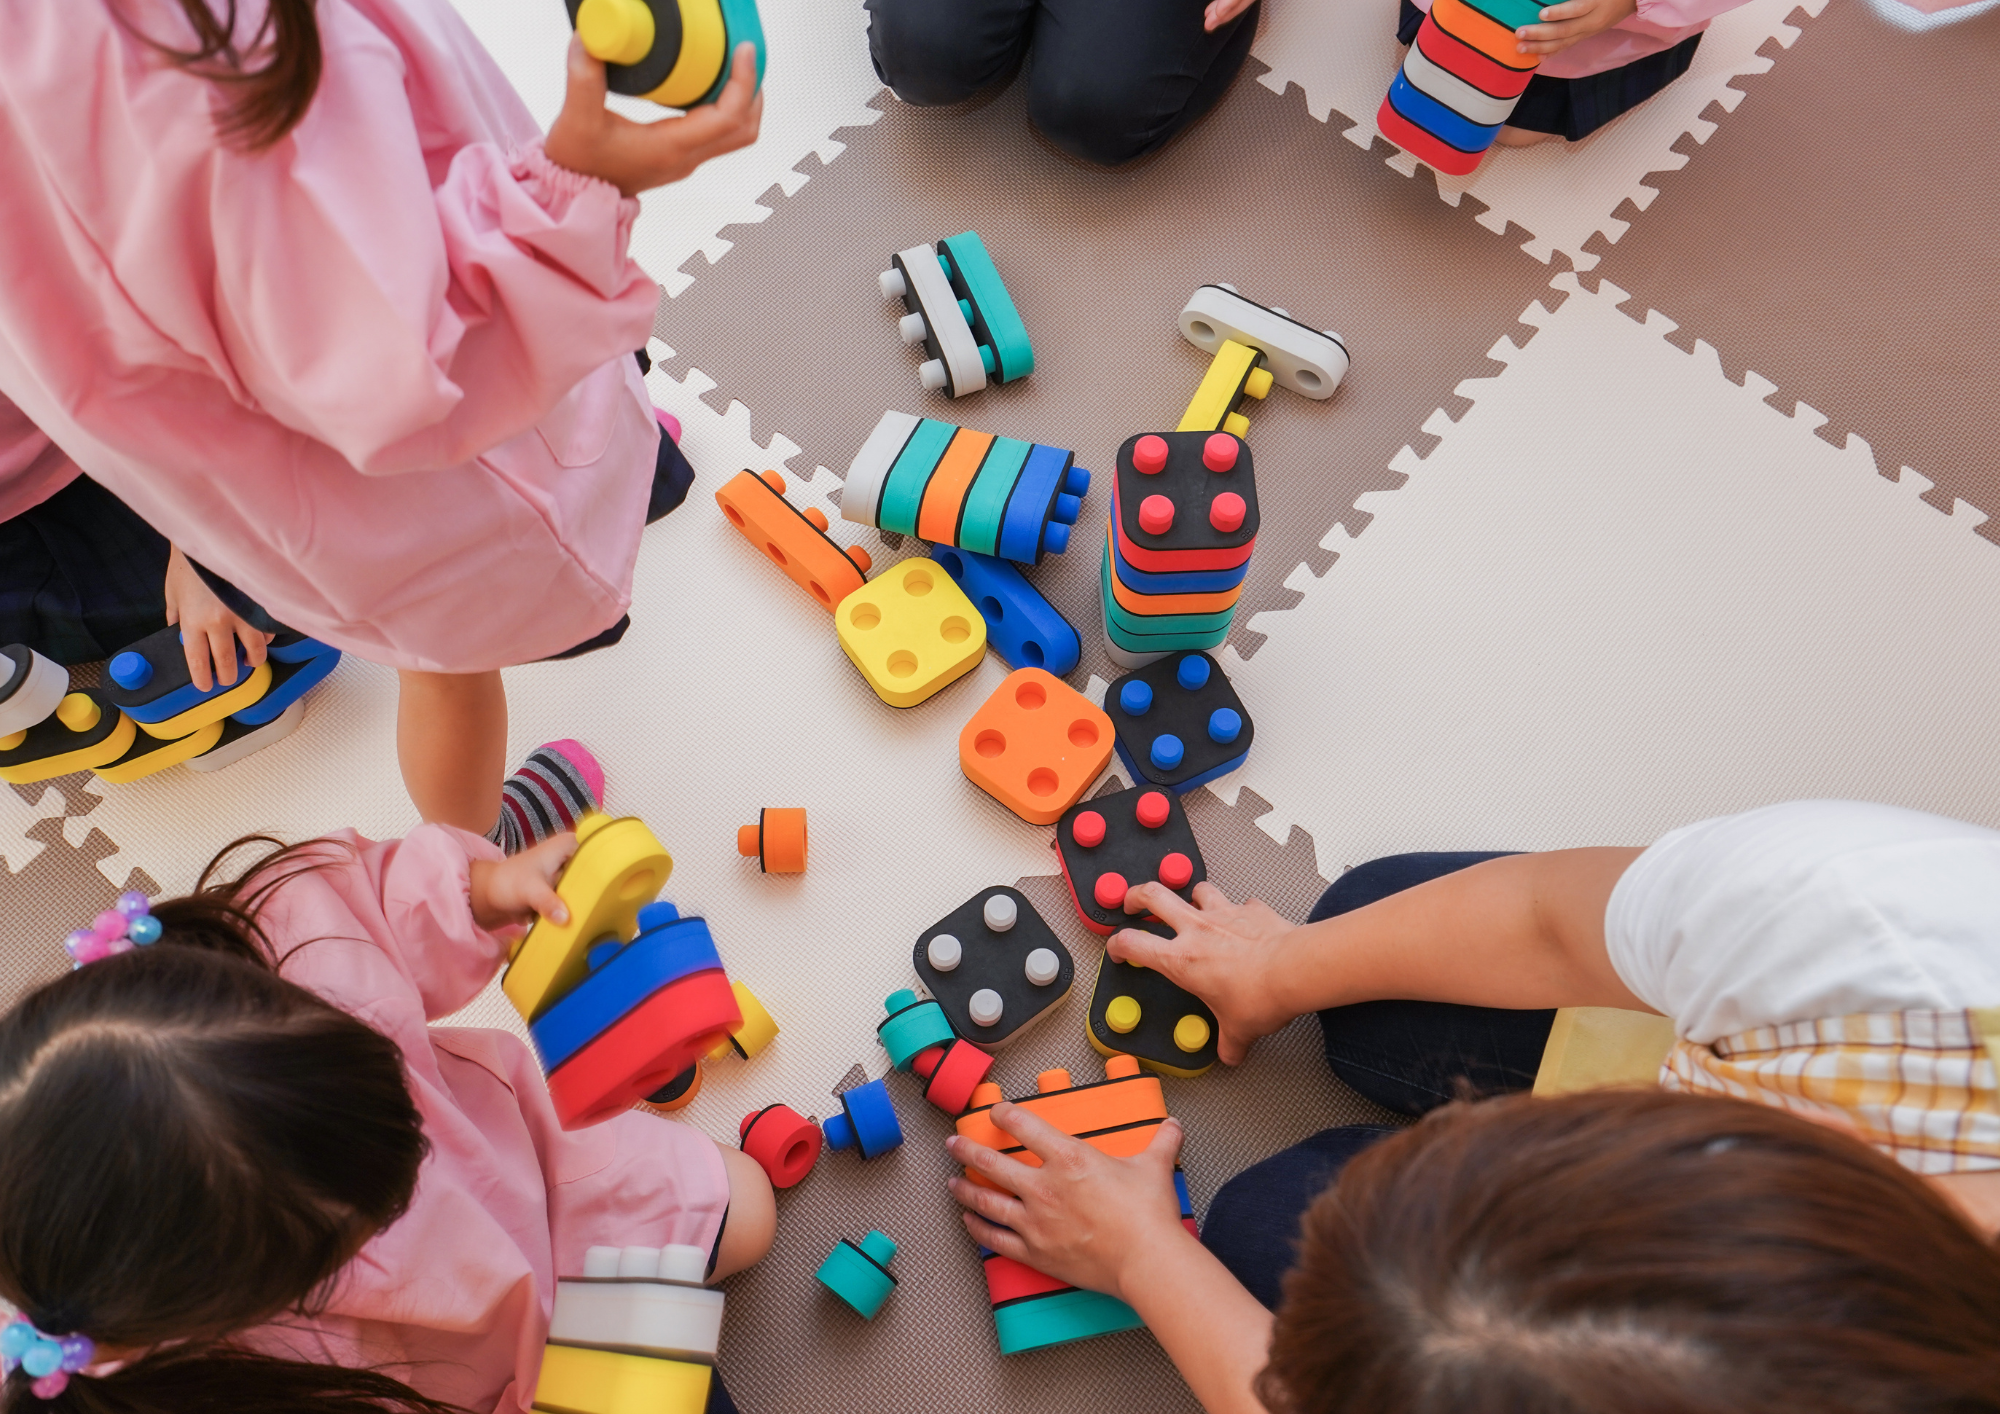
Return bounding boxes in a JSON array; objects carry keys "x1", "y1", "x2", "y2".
[
  {"x1": 527, "y1": 878, "x2": 570, "y2": 927},
  {"x1": 181, "y1": 632, "x2": 213, "y2": 694},
  {"x1": 1107, "y1": 922, "x2": 1171, "y2": 969},
  {"x1": 990, "y1": 1102, "x2": 1094, "y2": 1174},
  {"x1": 564, "y1": 33, "x2": 609, "y2": 112},
  {"x1": 208, "y1": 627, "x2": 240, "y2": 687},
  {"x1": 1528, "y1": 0, "x2": 1595, "y2": 18},
  {"x1": 236, "y1": 621, "x2": 270, "y2": 669}
]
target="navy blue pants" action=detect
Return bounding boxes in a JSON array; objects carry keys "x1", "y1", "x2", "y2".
[
  {"x1": 1199, "y1": 851, "x2": 1555, "y2": 1310},
  {"x1": 864, "y1": 0, "x2": 1260, "y2": 167}
]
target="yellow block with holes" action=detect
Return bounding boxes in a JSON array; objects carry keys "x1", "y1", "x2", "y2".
[
  {"x1": 136, "y1": 660, "x2": 273, "y2": 739},
  {"x1": 645, "y1": 0, "x2": 727, "y2": 107},
  {"x1": 95, "y1": 719, "x2": 224, "y2": 783},
  {"x1": 576, "y1": 0, "x2": 656, "y2": 64},
  {"x1": 533, "y1": 1343, "x2": 711, "y2": 1414},
  {"x1": 503, "y1": 814, "x2": 675, "y2": 1022},
  {"x1": 1178, "y1": 340, "x2": 1269, "y2": 435},
  {"x1": 835, "y1": 557, "x2": 986, "y2": 709}
]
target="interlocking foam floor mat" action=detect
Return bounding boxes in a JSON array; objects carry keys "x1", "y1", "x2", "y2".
[{"x1": 6, "y1": 1, "x2": 2000, "y2": 1409}]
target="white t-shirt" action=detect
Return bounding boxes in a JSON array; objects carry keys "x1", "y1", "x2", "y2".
[{"x1": 1604, "y1": 800, "x2": 2000, "y2": 1044}]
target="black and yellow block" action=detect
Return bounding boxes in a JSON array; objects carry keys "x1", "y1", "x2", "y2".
[{"x1": 0, "y1": 691, "x2": 136, "y2": 784}]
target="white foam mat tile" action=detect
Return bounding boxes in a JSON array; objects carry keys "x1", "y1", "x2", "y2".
[
  {"x1": 1252, "y1": 0, "x2": 1828, "y2": 268},
  {"x1": 1218, "y1": 272, "x2": 2000, "y2": 873},
  {"x1": 447, "y1": 0, "x2": 886, "y2": 299},
  {"x1": 0, "y1": 786, "x2": 64, "y2": 876}
]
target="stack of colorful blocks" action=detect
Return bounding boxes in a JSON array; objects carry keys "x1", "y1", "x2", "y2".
[
  {"x1": 0, "y1": 629, "x2": 339, "y2": 786},
  {"x1": 534, "y1": 1242, "x2": 723, "y2": 1414},
  {"x1": 843, "y1": 410, "x2": 1089, "y2": 563},
  {"x1": 505, "y1": 815, "x2": 743, "y2": 1131},
  {"x1": 1101, "y1": 430, "x2": 1258, "y2": 667},
  {"x1": 1379, "y1": 0, "x2": 1542, "y2": 176}
]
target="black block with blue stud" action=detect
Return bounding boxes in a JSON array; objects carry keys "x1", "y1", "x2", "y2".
[
  {"x1": 101, "y1": 625, "x2": 269, "y2": 728},
  {"x1": 235, "y1": 634, "x2": 341, "y2": 727},
  {"x1": 1107, "y1": 651, "x2": 1253, "y2": 793},
  {"x1": 931, "y1": 548, "x2": 1080, "y2": 676},
  {"x1": 823, "y1": 1076, "x2": 904, "y2": 1159}
]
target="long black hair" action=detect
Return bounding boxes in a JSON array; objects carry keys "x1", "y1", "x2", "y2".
[
  {"x1": 0, "y1": 837, "x2": 462, "y2": 1414},
  {"x1": 116, "y1": 0, "x2": 324, "y2": 149}
]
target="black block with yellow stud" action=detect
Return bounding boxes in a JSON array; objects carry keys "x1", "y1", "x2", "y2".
[{"x1": 0, "y1": 690, "x2": 136, "y2": 784}]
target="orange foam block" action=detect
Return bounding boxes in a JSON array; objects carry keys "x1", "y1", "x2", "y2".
[
  {"x1": 715, "y1": 470, "x2": 873, "y2": 612},
  {"x1": 955, "y1": 1055, "x2": 1167, "y2": 1191},
  {"x1": 958, "y1": 668, "x2": 1114, "y2": 826}
]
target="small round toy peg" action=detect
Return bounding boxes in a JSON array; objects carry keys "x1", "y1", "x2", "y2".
[
  {"x1": 1118, "y1": 680, "x2": 1153, "y2": 716},
  {"x1": 1202, "y1": 434, "x2": 1239, "y2": 472},
  {"x1": 804, "y1": 507, "x2": 831, "y2": 531},
  {"x1": 1106, "y1": 995, "x2": 1141, "y2": 1034},
  {"x1": 736, "y1": 825, "x2": 761, "y2": 857},
  {"x1": 978, "y1": 344, "x2": 996, "y2": 374},
  {"x1": 1092, "y1": 872, "x2": 1128, "y2": 910},
  {"x1": 847, "y1": 545, "x2": 874, "y2": 573},
  {"x1": 1040, "y1": 519, "x2": 1072, "y2": 554},
  {"x1": 1208, "y1": 707, "x2": 1242, "y2": 744},
  {"x1": 1052, "y1": 492, "x2": 1083, "y2": 525},
  {"x1": 1217, "y1": 281, "x2": 1238, "y2": 292},
  {"x1": 1036, "y1": 1068, "x2": 1071, "y2": 1092},
  {"x1": 1138, "y1": 495, "x2": 1175, "y2": 536},
  {"x1": 0, "y1": 730, "x2": 23, "y2": 751},
  {"x1": 1136, "y1": 791, "x2": 1171, "y2": 829},
  {"x1": 1063, "y1": 465, "x2": 1092, "y2": 497},
  {"x1": 1223, "y1": 411, "x2": 1250, "y2": 438},
  {"x1": 860, "y1": 1230, "x2": 897, "y2": 1266},
  {"x1": 1158, "y1": 852, "x2": 1194, "y2": 890},
  {"x1": 55, "y1": 693, "x2": 101, "y2": 733},
  {"x1": 1105, "y1": 1054, "x2": 1141, "y2": 1079},
  {"x1": 968, "y1": 989, "x2": 1004, "y2": 1026},
  {"x1": 1209, "y1": 492, "x2": 1247, "y2": 533},
  {"x1": 1025, "y1": 948, "x2": 1061, "y2": 986},
  {"x1": 759, "y1": 469, "x2": 788, "y2": 493},
  {"x1": 1149, "y1": 735, "x2": 1185, "y2": 771},
  {"x1": 958, "y1": 298, "x2": 974, "y2": 323},
  {"x1": 636, "y1": 899, "x2": 681, "y2": 931},
  {"x1": 1174, "y1": 1013, "x2": 1213, "y2": 1053},
  {"x1": 646, "y1": 1064, "x2": 703, "y2": 1111},
  {"x1": 926, "y1": 933, "x2": 962, "y2": 971},
  {"x1": 1244, "y1": 367, "x2": 1275, "y2": 400},
  {"x1": 575, "y1": 0, "x2": 657, "y2": 65},
  {"x1": 982, "y1": 892, "x2": 1017, "y2": 932},
  {"x1": 108, "y1": 652, "x2": 152, "y2": 692},
  {"x1": 1070, "y1": 810, "x2": 1106, "y2": 848},
  {"x1": 899, "y1": 312, "x2": 928, "y2": 344},
  {"x1": 1132, "y1": 435, "x2": 1169, "y2": 474},
  {"x1": 919, "y1": 359, "x2": 948, "y2": 390},
  {"x1": 879, "y1": 268, "x2": 907, "y2": 299},
  {"x1": 1176, "y1": 655, "x2": 1212, "y2": 690}
]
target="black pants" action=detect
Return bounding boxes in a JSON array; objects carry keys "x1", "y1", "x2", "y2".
[
  {"x1": 1199, "y1": 851, "x2": 1556, "y2": 1309},
  {"x1": 864, "y1": 0, "x2": 1261, "y2": 167}
]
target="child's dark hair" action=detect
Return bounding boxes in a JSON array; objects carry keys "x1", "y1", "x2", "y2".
[
  {"x1": 0, "y1": 838, "x2": 459, "y2": 1414},
  {"x1": 118, "y1": 1, "x2": 323, "y2": 149},
  {"x1": 1260, "y1": 1088, "x2": 2000, "y2": 1414}
]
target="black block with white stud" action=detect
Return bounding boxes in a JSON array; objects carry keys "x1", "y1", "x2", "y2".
[
  {"x1": 911, "y1": 886, "x2": 1073, "y2": 1050},
  {"x1": 1054, "y1": 785, "x2": 1207, "y2": 936}
]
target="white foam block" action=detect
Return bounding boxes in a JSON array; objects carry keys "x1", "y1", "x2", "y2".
[
  {"x1": 185, "y1": 699, "x2": 307, "y2": 773},
  {"x1": 0, "y1": 647, "x2": 67, "y2": 738},
  {"x1": 841, "y1": 410, "x2": 921, "y2": 528},
  {"x1": 550, "y1": 1278, "x2": 725, "y2": 1363},
  {"x1": 1180, "y1": 285, "x2": 1349, "y2": 399},
  {"x1": 895, "y1": 245, "x2": 986, "y2": 397}
]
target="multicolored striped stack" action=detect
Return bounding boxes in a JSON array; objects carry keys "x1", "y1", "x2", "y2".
[{"x1": 1378, "y1": 0, "x2": 1542, "y2": 176}]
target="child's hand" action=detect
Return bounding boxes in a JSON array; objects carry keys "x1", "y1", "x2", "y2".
[
  {"x1": 1513, "y1": 0, "x2": 1639, "y2": 55},
  {"x1": 1110, "y1": 881, "x2": 1297, "y2": 1065},
  {"x1": 947, "y1": 1103, "x2": 1192, "y2": 1303},
  {"x1": 163, "y1": 545, "x2": 272, "y2": 694},
  {"x1": 545, "y1": 38, "x2": 763, "y2": 198},
  {"x1": 1203, "y1": 0, "x2": 1257, "y2": 30},
  {"x1": 469, "y1": 831, "x2": 577, "y2": 930}
]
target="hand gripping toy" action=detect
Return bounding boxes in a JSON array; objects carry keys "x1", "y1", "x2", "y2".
[{"x1": 565, "y1": 0, "x2": 765, "y2": 109}]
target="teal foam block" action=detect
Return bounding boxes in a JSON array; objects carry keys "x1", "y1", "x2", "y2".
[
  {"x1": 957, "y1": 436, "x2": 1033, "y2": 555},
  {"x1": 700, "y1": 0, "x2": 767, "y2": 104},
  {"x1": 877, "y1": 989, "x2": 955, "y2": 1070},
  {"x1": 876, "y1": 419, "x2": 957, "y2": 535},
  {"x1": 1102, "y1": 599, "x2": 1231, "y2": 655},
  {"x1": 993, "y1": 1289, "x2": 1144, "y2": 1354},
  {"x1": 816, "y1": 1231, "x2": 898, "y2": 1319},
  {"x1": 938, "y1": 231, "x2": 1033, "y2": 383},
  {"x1": 1101, "y1": 552, "x2": 1237, "y2": 637}
]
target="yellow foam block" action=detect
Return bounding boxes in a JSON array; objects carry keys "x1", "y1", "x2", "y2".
[
  {"x1": 533, "y1": 1343, "x2": 711, "y2": 1414},
  {"x1": 0, "y1": 694, "x2": 137, "y2": 784},
  {"x1": 707, "y1": 980, "x2": 779, "y2": 1061},
  {"x1": 835, "y1": 557, "x2": 986, "y2": 709},
  {"x1": 645, "y1": 0, "x2": 727, "y2": 107},
  {"x1": 1178, "y1": 339, "x2": 1266, "y2": 435},
  {"x1": 504, "y1": 815, "x2": 674, "y2": 1022},
  {"x1": 136, "y1": 660, "x2": 273, "y2": 740},
  {"x1": 95, "y1": 718, "x2": 224, "y2": 782}
]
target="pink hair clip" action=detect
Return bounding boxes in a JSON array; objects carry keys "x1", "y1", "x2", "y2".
[
  {"x1": 0, "y1": 1318, "x2": 94, "y2": 1399},
  {"x1": 63, "y1": 890, "x2": 160, "y2": 967}
]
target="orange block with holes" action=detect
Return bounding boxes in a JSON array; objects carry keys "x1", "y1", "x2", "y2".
[
  {"x1": 955, "y1": 1056, "x2": 1168, "y2": 1192},
  {"x1": 958, "y1": 667, "x2": 1113, "y2": 826},
  {"x1": 715, "y1": 470, "x2": 873, "y2": 612}
]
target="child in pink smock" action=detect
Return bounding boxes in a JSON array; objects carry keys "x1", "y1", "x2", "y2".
[
  {"x1": 0, "y1": 0, "x2": 760, "y2": 850},
  {"x1": 0, "y1": 826, "x2": 773, "y2": 1414}
]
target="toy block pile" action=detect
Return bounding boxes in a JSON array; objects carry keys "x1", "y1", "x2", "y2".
[
  {"x1": 566, "y1": 0, "x2": 765, "y2": 109},
  {"x1": 1101, "y1": 430, "x2": 1258, "y2": 667},
  {"x1": 1379, "y1": 0, "x2": 1541, "y2": 176},
  {"x1": 0, "y1": 629, "x2": 339, "y2": 786},
  {"x1": 533, "y1": 1242, "x2": 722, "y2": 1414},
  {"x1": 879, "y1": 231, "x2": 1033, "y2": 398}
]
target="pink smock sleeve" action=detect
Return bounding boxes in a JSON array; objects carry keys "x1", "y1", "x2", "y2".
[{"x1": 0, "y1": 395, "x2": 80, "y2": 523}]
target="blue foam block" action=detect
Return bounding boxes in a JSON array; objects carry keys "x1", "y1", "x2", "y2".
[
  {"x1": 267, "y1": 635, "x2": 339, "y2": 665},
  {"x1": 232, "y1": 648, "x2": 340, "y2": 726},
  {"x1": 997, "y1": 444, "x2": 1076, "y2": 563},
  {"x1": 931, "y1": 548, "x2": 1081, "y2": 675},
  {"x1": 823, "y1": 1077, "x2": 904, "y2": 1158},
  {"x1": 528, "y1": 913, "x2": 723, "y2": 1071},
  {"x1": 1115, "y1": 738, "x2": 1248, "y2": 795},
  {"x1": 1387, "y1": 72, "x2": 1499, "y2": 155}
]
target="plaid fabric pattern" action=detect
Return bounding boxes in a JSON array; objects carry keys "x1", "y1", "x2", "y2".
[
  {"x1": 489, "y1": 746, "x2": 599, "y2": 855},
  {"x1": 1662, "y1": 1009, "x2": 2000, "y2": 1175}
]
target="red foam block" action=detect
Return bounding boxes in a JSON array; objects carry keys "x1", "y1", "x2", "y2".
[
  {"x1": 1415, "y1": 14, "x2": 1535, "y2": 97},
  {"x1": 547, "y1": 968, "x2": 741, "y2": 1129},
  {"x1": 1377, "y1": 95, "x2": 1486, "y2": 177}
]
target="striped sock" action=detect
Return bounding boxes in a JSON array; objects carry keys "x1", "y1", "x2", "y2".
[{"x1": 487, "y1": 740, "x2": 604, "y2": 855}]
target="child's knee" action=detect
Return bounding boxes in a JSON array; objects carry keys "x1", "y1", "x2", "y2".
[{"x1": 711, "y1": 1142, "x2": 776, "y2": 1279}]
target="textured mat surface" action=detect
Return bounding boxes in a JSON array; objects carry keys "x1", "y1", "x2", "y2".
[{"x1": 5, "y1": 1, "x2": 2000, "y2": 1410}]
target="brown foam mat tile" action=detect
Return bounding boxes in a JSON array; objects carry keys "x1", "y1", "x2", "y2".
[
  {"x1": 1, "y1": 779, "x2": 160, "y2": 1009},
  {"x1": 1585, "y1": 0, "x2": 2000, "y2": 540},
  {"x1": 650, "y1": 65, "x2": 1563, "y2": 665}
]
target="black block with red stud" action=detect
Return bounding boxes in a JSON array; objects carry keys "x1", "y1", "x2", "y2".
[
  {"x1": 1112, "y1": 430, "x2": 1258, "y2": 574},
  {"x1": 1054, "y1": 785, "x2": 1207, "y2": 937}
]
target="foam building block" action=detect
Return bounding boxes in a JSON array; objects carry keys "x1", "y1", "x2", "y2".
[
  {"x1": 1179, "y1": 285, "x2": 1349, "y2": 403},
  {"x1": 912, "y1": 886, "x2": 1073, "y2": 1049},
  {"x1": 878, "y1": 231, "x2": 1032, "y2": 397},
  {"x1": 534, "y1": 1343, "x2": 712, "y2": 1414},
  {"x1": 841, "y1": 411, "x2": 1088, "y2": 564},
  {"x1": 504, "y1": 814, "x2": 674, "y2": 1022},
  {"x1": 931, "y1": 547, "x2": 1080, "y2": 675},
  {"x1": 1179, "y1": 336, "x2": 1270, "y2": 439},
  {"x1": 715, "y1": 470, "x2": 872, "y2": 613},
  {"x1": 565, "y1": 0, "x2": 764, "y2": 109},
  {"x1": 93, "y1": 718, "x2": 224, "y2": 783},
  {"x1": 232, "y1": 639, "x2": 340, "y2": 727},
  {"x1": 549, "y1": 1243, "x2": 723, "y2": 1363},
  {"x1": 0, "y1": 690, "x2": 136, "y2": 784},
  {"x1": 531, "y1": 901, "x2": 741, "y2": 1130},
  {"x1": 822, "y1": 1076, "x2": 903, "y2": 1159},
  {"x1": 0, "y1": 644, "x2": 66, "y2": 738},
  {"x1": 736, "y1": 806, "x2": 807, "y2": 872},
  {"x1": 100, "y1": 626, "x2": 271, "y2": 735},
  {"x1": 704, "y1": 980, "x2": 779, "y2": 1061},
  {"x1": 1103, "y1": 431, "x2": 1258, "y2": 666},
  {"x1": 1378, "y1": 0, "x2": 1540, "y2": 176},
  {"x1": 815, "y1": 1231, "x2": 899, "y2": 1320},
  {"x1": 876, "y1": 988, "x2": 956, "y2": 1070},
  {"x1": 739, "y1": 1104, "x2": 821, "y2": 1187},
  {"x1": 1053, "y1": 785, "x2": 1207, "y2": 937},
  {"x1": 955, "y1": 1058, "x2": 1197, "y2": 1354},
  {"x1": 1106, "y1": 652, "x2": 1254, "y2": 793},
  {"x1": 836, "y1": 557, "x2": 986, "y2": 709},
  {"x1": 645, "y1": 1064, "x2": 703, "y2": 1111},
  {"x1": 958, "y1": 668, "x2": 1114, "y2": 826},
  {"x1": 186, "y1": 698, "x2": 306, "y2": 773},
  {"x1": 909, "y1": 1037, "x2": 995, "y2": 1115},
  {"x1": 1087, "y1": 950, "x2": 1219, "y2": 1079}
]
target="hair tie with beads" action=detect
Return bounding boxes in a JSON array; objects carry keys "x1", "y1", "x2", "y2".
[
  {"x1": 63, "y1": 891, "x2": 160, "y2": 967},
  {"x1": 0, "y1": 1318, "x2": 94, "y2": 1399}
]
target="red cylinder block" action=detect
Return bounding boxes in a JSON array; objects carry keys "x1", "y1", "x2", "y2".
[
  {"x1": 910, "y1": 1038, "x2": 996, "y2": 1115},
  {"x1": 740, "y1": 1103, "x2": 823, "y2": 1188}
]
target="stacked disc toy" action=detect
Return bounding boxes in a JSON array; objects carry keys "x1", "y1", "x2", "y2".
[
  {"x1": 566, "y1": 0, "x2": 765, "y2": 109},
  {"x1": 1101, "y1": 431, "x2": 1257, "y2": 667},
  {"x1": 1378, "y1": 0, "x2": 1542, "y2": 176}
]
